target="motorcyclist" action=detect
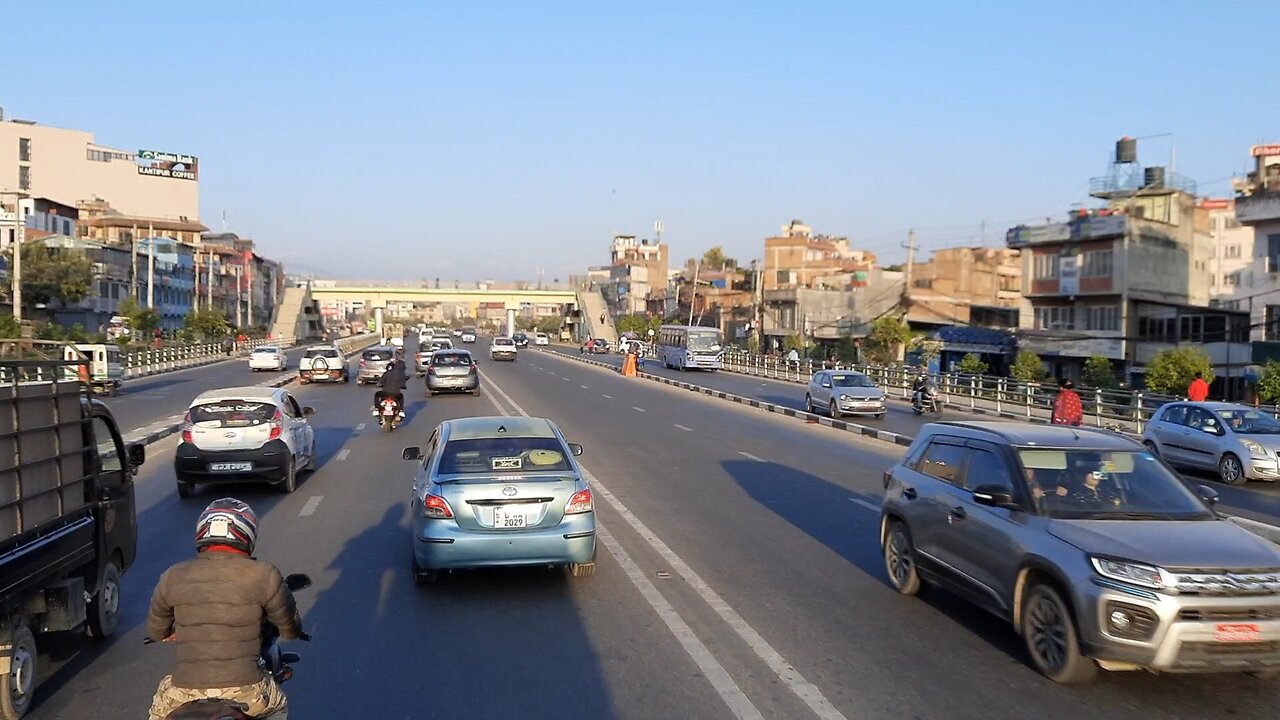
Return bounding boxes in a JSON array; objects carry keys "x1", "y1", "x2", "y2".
[
  {"x1": 146, "y1": 498, "x2": 304, "y2": 720},
  {"x1": 376, "y1": 354, "x2": 409, "y2": 417},
  {"x1": 911, "y1": 370, "x2": 932, "y2": 408}
]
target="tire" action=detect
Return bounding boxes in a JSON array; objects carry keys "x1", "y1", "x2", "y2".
[
  {"x1": 471, "y1": 388, "x2": 481, "y2": 397},
  {"x1": 0, "y1": 625, "x2": 36, "y2": 720},
  {"x1": 805, "y1": 394, "x2": 814, "y2": 413},
  {"x1": 176, "y1": 476, "x2": 196, "y2": 498},
  {"x1": 382, "y1": 420, "x2": 394, "y2": 434},
  {"x1": 829, "y1": 400, "x2": 840, "y2": 418},
  {"x1": 568, "y1": 545, "x2": 597, "y2": 578},
  {"x1": 1219, "y1": 453, "x2": 1246, "y2": 485},
  {"x1": 279, "y1": 456, "x2": 298, "y2": 493},
  {"x1": 884, "y1": 521, "x2": 923, "y2": 596},
  {"x1": 414, "y1": 566, "x2": 439, "y2": 585},
  {"x1": 1021, "y1": 583, "x2": 1097, "y2": 684},
  {"x1": 88, "y1": 558, "x2": 122, "y2": 639}
]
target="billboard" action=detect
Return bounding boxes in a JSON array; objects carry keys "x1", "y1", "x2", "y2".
[
  {"x1": 1252, "y1": 144, "x2": 1280, "y2": 158},
  {"x1": 136, "y1": 149, "x2": 199, "y2": 181},
  {"x1": 1059, "y1": 255, "x2": 1079, "y2": 296}
]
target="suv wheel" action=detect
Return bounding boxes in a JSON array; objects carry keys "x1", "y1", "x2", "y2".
[
  {"x1": 1022, "y1": 583, "x2": 1097, "y2": 684},
  {"x1": 1219, "y1": 453, "x2": 1246, "y2": 485},
  {"x1": 884, "y1": 521, "x2": 923, "y2": 596}
]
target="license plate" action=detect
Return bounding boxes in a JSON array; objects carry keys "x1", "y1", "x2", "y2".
[
  {"x1": 493, "y1": 507, "x2": 530, "y2": 529},
  {"x1": 1216, "y1": 623, "x2": 1261, "y2": 643},
  {"x1": 382, "y1": 407, "x2": 396, "y2": 415},
  {"x1": 209, "y1": 462, "x2": 252, "y2": 472}
]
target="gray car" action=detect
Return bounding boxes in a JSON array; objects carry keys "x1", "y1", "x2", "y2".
[
  {"x1": 425, "y1": 350, "x2": 480, "y2": 396},
  {"x1": 415, "y1": 337, "x2": 454, "y2": 376},
  {"x1": 403, "y1": 416, "x2": 596, "y2": 584},
  {"x1": 882, "y1": 421, "x2": 1280, "y2": 683},
  {"x1": 805, "y1": 369, "x2": 886, "y2": 418},
  {"x1": 356, "y1": 346, "x2": 397, "y2": 385},
  {"x1": 1142, "y1": 401, "x2": 1280, "y2": 485}
]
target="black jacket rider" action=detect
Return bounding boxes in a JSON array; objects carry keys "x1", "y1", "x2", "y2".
[{"x1": 377, "y1": 359, "x2": 409, "y2": 409}]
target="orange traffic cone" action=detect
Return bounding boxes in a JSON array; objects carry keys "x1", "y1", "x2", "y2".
[{"x1": 621, "y1": 353, "x2": 637, "y2": 377}]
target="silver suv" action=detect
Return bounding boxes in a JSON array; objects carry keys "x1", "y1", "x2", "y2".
[{"x1": 881, "y1": 421, "x2": 1280, "y2": 683}]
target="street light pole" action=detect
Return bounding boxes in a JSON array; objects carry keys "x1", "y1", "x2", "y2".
[{"x1": 12, "y1": 197, "x2": 23, "y2": 323}]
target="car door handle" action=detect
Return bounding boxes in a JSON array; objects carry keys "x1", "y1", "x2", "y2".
[
  {"x1": 902, "y1": 487, "x2": 918, "y2": 501},
  {"x1": 948, "y1": 506, "x2": 967, "y2": 523}
]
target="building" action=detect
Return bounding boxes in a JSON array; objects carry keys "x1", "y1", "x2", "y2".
[
  {"x1": 907, "y1": 246, "x2": 1023, "y2": 329},
  {"x1": 201, "y1": 232, "x2": 284, "y2": 329},
  {"x1": 0, "y1": 113, "x2": 199, "y2": 220},
  {"x1": 761, "y1": 269, "x2": 904, "y2": 350},
  {"x1": 1203, "y1": 198, "x2": 1255, "y2": 314},
  {"x1": 762, "y1": 220, "x2": 876, "y2": 292},
  {"x1": 1233, "y1": 144, "x2": 1280, "y2": 341},
  {"x1": 606, "y1": 235, "x2": 668, "y2": 315},
  {"x1": 35, "y1": 235, "x2": 132, "y2": 332}
]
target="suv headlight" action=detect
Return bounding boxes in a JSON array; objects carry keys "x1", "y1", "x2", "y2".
[
  {"x1": 840, "y1": 394, "x2": 850, "y2": 401},
  {"x1": 1091, "y1": 557, "x2": 1172, "y2": 590},
  {"x1": 1241, "y1": 439, "x2": 1269, "y2": 458}
]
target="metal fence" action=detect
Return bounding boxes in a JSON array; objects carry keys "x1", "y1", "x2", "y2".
[{"x1": 122, "y1": 338, "x2": 296, "y2": 378}]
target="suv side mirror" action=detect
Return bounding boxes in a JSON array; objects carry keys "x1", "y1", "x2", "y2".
[
  {"x1": 126, "y1": 442, "x2": 146, "y2": 471},
  {"x1": 284, "y1": 573, "x2": 313, "y2": 592},
  {"x1": 403, "y1": 446, "x2": 422, "y2": 461},
  {"x1": 568, "y1": 443, "x2": 584, "y2": 456},
  {"x1": 972, "y1": 484, "x2": 1017, "y2": 509},
  {"x1": 1197, "y1": 484, "x2": 1220, "y2": 506},
  {"x1": 302, "y1": 406, "x2": 316, "y2": 417}
]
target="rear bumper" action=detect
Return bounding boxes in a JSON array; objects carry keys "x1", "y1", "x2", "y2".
[
  {"x1": 427, "y1": 374, "x2": 479, "y2": 392},
  {"x1": 174, "y1": 440, "x2": 291, "y2": 484},
  {"x1": 300, "y1": 369, "x2": 346, "y2": 382},
  {"x1": 414, "y1": 514, "x2": 597, "y2": 570},
  {"x1": 490, "y1": 351, "x2": 517, "y2": 360},
  {"x1": 357, "y1": 369, "x2": 385, "y2": 382}
]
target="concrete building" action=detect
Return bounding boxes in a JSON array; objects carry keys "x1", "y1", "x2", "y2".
[
  {"x1": 606, "y1": 235, "x2": 668, "y2": 315},
  {"x1": 761, "y1": 269, "x2": 904, "y2": 349},
  {"x1": 907, "y1": 246, "x2": 1023, "y2": 329},
  {"x1": 762, "y1": 220, "x2": 876, "y2": 291},
  {"x1": 1233, "y1": 144, "x2": 1280, "y2": 341},
  {"x1": 1204, "y1": 198, "x2": 1256, "y2": 313},
  {"x1": 0, "y1": 113, "x2": 199, "y2": 220}
]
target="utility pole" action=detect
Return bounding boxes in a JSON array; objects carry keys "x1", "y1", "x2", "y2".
[
  {"x1": 207, "y1": 247, "x2": 213, "y2": 311},
  {"x1": 903, "y1": 229, "x2": 917, "y2": 309},
  {"x1": 146, "y1": 223, "x2": 155, "y2": 309},
  {"x1": 10, "y1": 192, "x2": 25, "y2": 323},
  {"x1": 130, "y1": 224, "x2": 138, "y2": 301},
  {"x1": 193, "y1": 247, "x2": 200, "y2": 313},
  {"x1": 688, "y1": 260, "x2": 700, "y2": 327}
]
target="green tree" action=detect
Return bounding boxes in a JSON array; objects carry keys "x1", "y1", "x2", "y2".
[
  {"x1": 700, "y1": 246, "x2": 735, "y2": 271},
  {"x1": 910, "y1": 334, "x2": 943, "y2": 367},
  {"x1": 958, "y1": 353, "x2": 989, "y2": 375},
  {"x1": 1009, "y1": 350, "x2": 1046, "y2": 383},
  {"x1": 183, "y1": 309, "x2": 229, "y2": 342},
  {"x1": 865, "y1": 316, "x2": 910, "y2": 364},
  {"x1": 117, "y1": 296, "x2": 160, "y2": 340},
  {"x1": 615, "y1": 314, "x2": 661, "y2": 337},
  {"x1": 782, "y1": 333, "x2": 809, "y2": 353},
  {"x1": 67, "y1": 323, "x2": 88, "y2": 343},
  {"x1": 4, "y1": 243, "x2": 95, "y2": 312},
  {"x1": 836, "y1": 335, "x2": 859, "y2": 364},
  {"x1": 1257, "y1": 361, "x2": 1280, "y2": 404},
  {"x1": 535, "y1": 316, "x2": 563, "y2": 334},
  {"x1": 514, "y1": 316, "x2": 537, "y2": 332},
  {"x1": 1144, "y1": 347, "x2": 1213, "y2": 395},
  {"x1": 34, "y1": 322, "x2": 65, "y2": 340},
  {"x1": 1082, "y1": 355, "x2": 1118, "y2": 389},
  {"x1": 0, "y1": 314, "x2": 21, "y2": 339}
]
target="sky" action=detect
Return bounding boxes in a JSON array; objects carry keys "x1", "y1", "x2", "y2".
[{"x1": 6, "y1": 1, "x2": 1279, "y2": 282}]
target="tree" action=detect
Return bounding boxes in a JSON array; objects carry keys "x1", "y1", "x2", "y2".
[
  {"x1": 836, "y1": 335, "x2": 859, "y2": 364},
  {"x1": 883, "y1": 264, "x2": 903, "y2": 272},
  {"x1": 4, "y1": 243, "x2": 95, "y2": 312},
  {"x1": 1144, "y1": 347, "x2": 1213, "y2": 395},
  {"x1": 184, "y1": 309, "x2": 229, "y2": 342},
  {"x1": 1257, "y1": 361, "x2": 1280, "y2": 404},
  {"x1": 782, "y1": 333, "x2": 809, "y2": 353},
  {"x1": 865, "y1": 316, "x2": 910, "y2": 364},
  {"x1": 0, "y1": 314, "x2": 20, "y2": 339},
  {"x1": 67, "y1": 323, "x2": 88, "y2": 343},
  {"x1": 1009, "y1": 350, "x2": 1047, "y2": 384},
  {"x1": 615, "y1": 314, "x2": 660, "y2": 337},
  {"x1": 34, "y1": 322, "x2": 65, "y2": 340},
  {"x1": 117, "y1": 297, "x2": 160, "y2": 340},
  {"x1": 515, "y1": 316, "x2": 537, "y2": 332},
  {"x1": 535, "y1": 316, "x2": 563, "y2": 334},
  {"x1": 700, "y1": 246, "x2": 735, "y2": 271},
  {"x1": 910, "y1": 335, "x2": 943, "y2": 367},
  {"x1": 958, "y1": 353, "x2": 989, "y2": 375},
  {"x1": 1082, "y1": 355, "x2": 1118, "y2": 389}
]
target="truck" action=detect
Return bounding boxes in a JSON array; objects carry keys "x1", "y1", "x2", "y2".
[
  {"x1": 63, "y1": 343, "x2": 125, "y2": 396},
  {"x1": 0, "y1": 351, "x2": 145, "y2": 718}
]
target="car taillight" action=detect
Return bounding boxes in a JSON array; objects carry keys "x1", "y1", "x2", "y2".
[
  {"x1": 421, "y1": 493, "x2": 454, "y2": 519},
  {"x1": 565, "y1": 488, "x2": 594, "y2": 515},
  {"x1": 427, "y1": 365, "x2": 437, "y2": 375},
  {"x1": 883, "y1": 469, "x2": 893, "y2": 489},
  {"x1": 359, "y1": 358, "x2": 366, "y2": 367},
  {"x1": 268, "y1": 408, "x2": 283, "y2": 441},
  {"x1": 181, "y1": 412, "x2": 193, "y2": 444}
]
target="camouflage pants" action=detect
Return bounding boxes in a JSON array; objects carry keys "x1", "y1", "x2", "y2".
[{"x1": 148, "y1": 673, "x2": 288, "y2": 720}]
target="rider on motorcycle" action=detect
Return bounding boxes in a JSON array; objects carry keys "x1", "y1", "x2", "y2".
[
  {"x1": 146, "y1": 498, "x2": 304, "y2": 720},
  {"x1": 375, "y1": 354, "x2": 409, "y2": 417},
  {"x1": 911, "y1": 370, "x2": 932, "y2": 408}
]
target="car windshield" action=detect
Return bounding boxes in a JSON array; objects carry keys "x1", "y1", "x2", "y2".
[
  {"x1": 433, "y1": 352, "x2": 470, "y2": 366},
  {"x1": 495, "y1": 339, "x2": 514, "y2": 346},
  {"x1": 190, "y1": 401, "x2": 276, "y2": 428},
  {"x1": 831, "y1": 374, "x2": 875, "y2": 388},
  {"x1": 437, "y1": 436, "x2": 573, "y2": 476},
  {"x1": 363, "y1": 350, "x2": 392, "y2": 361},
  {"x1": 1018, "y1": 449, "x2": 1213, "y2": 520},
  {"x1": 687, "y1": 331, "x2": 721, "y2": 351},
  {"x1": 1216, "y1": 408, "x2": 1280, "y2": 435}
]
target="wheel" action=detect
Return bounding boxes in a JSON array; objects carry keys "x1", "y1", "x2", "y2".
[
  {"x1": 875, "y1": 413, "x2": 885, "y2": 420},
  {"x1": 279, "y1": 456, "x2": 298, "y2": 493},
  {"x1": 414, "y1": 567, "x2": 439, "y2": 585},
  {"x1": 829, "y1": 400, "x2": 840, "y2": 418},
  {"x1": 382, "y1": 420, "x2": 394, "y2": 434},
  {"x1": 0, "y1": 625, "x2": 36, "y2": 719},
  {"x1": 805, "y1": 394, "x2": 814, "y2": 413},
  {"x1": 471, "y1": 388, "x2": 481, "y2": 397},
  {"x1": 176, "y1": 477, "x2": 196, "y2": 498},
  {"x1": 884, "y1": 521, "x2": 923, "y2": 596},
  {"x1": 1021, "y1": 583, "x2": 1097, "y2": 684},
  {"x1": 88, "y1": 558, "x2": 122, "y2": 639},
  {"x1": 1219, "y1": 453, "x2": 1246, "y2": 485},
  {"x1": 568, "y1": 546, "x2": 597, "y2": 578},
  {"x1": 1142, "y1": 440, "x2": 1159, "y2": 457}
]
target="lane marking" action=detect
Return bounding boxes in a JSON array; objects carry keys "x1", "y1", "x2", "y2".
[
  {"x1": 633, "y1": 406, "x2": 646, "y2": 413},
  {"x1": 478, "y1": 369, "x2": 849, "y2": 720},
  {"x1": 336, "y1": 449, "x2": 350, "y2": 462},
  {"x1": 563, "y1": 377, "x2": 572, "y2": 381},
  {"x1": 674, "y1": 424, "x2": 693, "y2": 432},
  {"x1": 602, "y1": 394, "x2": 613, "y2": 399},
  {"x1": 299, "y1": 496, "x2": 323, "y2": 517},
  {"x1": 356, "y1": 423, "x2": 366, "y2": 431},
  {"x1": 849, "y1": 497, "x2": 880, "y2": 512},
  {"x1": 738, "y1": 452, "x2": 765, "y2": 463},
  {"x1": 580, "y1": 385, "x2": 589, "y2": 390}
]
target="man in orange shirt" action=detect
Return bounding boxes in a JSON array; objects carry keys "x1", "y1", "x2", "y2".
[{"x1": 1187, "y1": 371, "x2": 1210, "y2": 402}]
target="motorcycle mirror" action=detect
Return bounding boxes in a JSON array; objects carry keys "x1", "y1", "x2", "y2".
[{"x1": 284, "y1": 573, "x2": 313, "y2": 592}]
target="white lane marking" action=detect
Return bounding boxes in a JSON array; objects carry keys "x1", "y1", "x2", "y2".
[
  {"x1": 580, "y1": 385, "x2": 589, "y2": 390},
  {"x1": 598, "y1": 524, "x2": 764, "y2": 720},
  {"x1": 849, "y1": 497, "x2": 880, "y2": 512},
  {"x1": 299, "y1": 496, "x2": 323, "y2": 517},
  {"x1": 563, "y1": 377, "x2": 572, "y2": 381},
  {"x1": 602, "y1": 394, "x2": 613, "y2": 399},
  {"x1": 738, "y1": 452, "x2": 765, "y2": 463},
  {"x1": 674, "y1": 424, "x2": 693, "y2": 432},
  {"x1": 478, "y1": 370, "x2": 849, "y2": 720},
  {"x1": 356, "y1": 423, "x2": 367, "y2": 431},
  {"x1": 336, "y1": 449, "x2": 350, "y2": 462},
  {"x1": 633, "y1": 406, "x2": 646, "y2": 413}
]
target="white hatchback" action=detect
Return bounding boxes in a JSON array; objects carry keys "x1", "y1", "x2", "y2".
[
  {"x1": 174, "y1": 386, "x2": 317, "y2": 497},
  {"x1": 248, "y1": 346, "x2": 287, "y2": 372},
  {"x1": 534, "y1": 332, "x2": 550, "y2": 346}
]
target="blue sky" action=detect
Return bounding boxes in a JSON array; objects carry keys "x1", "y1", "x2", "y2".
[{"x1": 8, "y1": 1, "x2": 1278, "y2": 281}]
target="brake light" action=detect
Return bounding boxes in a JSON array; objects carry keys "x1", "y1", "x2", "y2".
[
  {"x1": 181, "y1": 412, "x2": 193, "y2": 444},
  {"x1": 421, "y1": 493, "x2": 454, "y2": 519},
  {"x1": 565, "y1": 488, "x2": 594, "y2": 515},
  {"x1": 359, "y1": 358, "x2": 367, "y2": 367},
  {"x1": 427, "y1": 365, "x2": 437, "y2": 376},
  {"x1": 268, "y1": 408, "x2": 283, "y2": 441}
]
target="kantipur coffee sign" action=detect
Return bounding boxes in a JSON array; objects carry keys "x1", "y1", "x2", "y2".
[{"x1": 136, "y1": 149, "x2": 199, "y2": 181}]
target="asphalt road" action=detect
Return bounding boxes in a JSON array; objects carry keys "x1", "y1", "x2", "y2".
[{"x1": 28, "y1": 339, "x2": 1280, "y2": 719}]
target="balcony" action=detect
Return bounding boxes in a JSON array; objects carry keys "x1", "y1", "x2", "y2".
[{"x1": 1237, "y1": 193, "x2": 1280, "y2": 225}]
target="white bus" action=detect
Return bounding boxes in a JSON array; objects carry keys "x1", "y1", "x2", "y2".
[{"x1": 656, "y1": 325, "x2": 723, "y2": 371}]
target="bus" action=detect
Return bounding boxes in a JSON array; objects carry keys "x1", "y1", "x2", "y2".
[{"x1": 656, "y1": 325, "x2": 723, "y2": 371}]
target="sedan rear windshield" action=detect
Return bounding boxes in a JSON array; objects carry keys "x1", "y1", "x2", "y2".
[
  {"x1": 252, "y1": 347, "x2": 279, "y2": 354},
  {"x1": 190, "y1": 401, "x2": 276, "y2": 428},
  {"x1": 438, "y1": 437, "x2": 573, "y2": 476},
  {"x1": 432, "y1": 352, "x2": 472, "y2": 366},
  {"x1": 1018, "y1": 449, "x2": 1212, "y2": 520},
  {"x1": 363, "y1": 350, "x2": 393, "y2": 361},
  {"x1": 494, "y1": 339, "x2": 514, "y2": 346}
]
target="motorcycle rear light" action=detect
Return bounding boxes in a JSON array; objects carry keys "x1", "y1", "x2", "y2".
[
  {"x1": 421, "y1": 493, "x2": 454, "y2": 519},
  {"x1": 268, "y1": 408, "x2": 283, "y2": 441},
  {"x1": 565, "y1": 488, "x2": 594, "y2": 515},
  {"x1": 181, "y1": 412, "x2": 193, "y2": 444}
]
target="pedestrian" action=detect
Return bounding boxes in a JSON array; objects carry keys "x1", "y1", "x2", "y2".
[
  {"x1": 1052, "y1": 378, "x2": 1083, "y2": 426},
  {"x1": 599, "y1": 312, "x2": 606, "y2": 326},
  {"x1": 786, "y1": 348, "x2": 800, "y2": 372},
  {"x1": 1187, "y1": 371, "x2": 1210, "y2": 402}
]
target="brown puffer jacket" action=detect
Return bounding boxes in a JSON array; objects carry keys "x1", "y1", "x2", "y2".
[{"x1": 147, "y1": 550, "x2": 302, "y2": 689}]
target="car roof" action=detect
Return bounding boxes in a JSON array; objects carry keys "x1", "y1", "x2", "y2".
[
  {"x1": 365, "y1": 345, "x2": 396, "y2": 352},
  {"x1": 1160, "y1": 401, "x2": 1252, "y2": 412},
  {"x1": 192, "y1": 386, "x2": 279, "y2": 404},
  {"x1": 922, "y1": 421, "x2": 1139, "y2": 450},
  {"x1": 444, "y1": 416, "x2": 558, "y2": 440}
]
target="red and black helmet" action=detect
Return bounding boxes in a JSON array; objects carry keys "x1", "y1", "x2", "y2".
[{"x1": 195, "y1": 498, "x2": 259, "y2": 554}]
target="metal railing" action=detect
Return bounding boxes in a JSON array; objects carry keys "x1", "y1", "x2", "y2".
[{"x1": 121, "y1": 338, "x2": 297, "y2": 378}]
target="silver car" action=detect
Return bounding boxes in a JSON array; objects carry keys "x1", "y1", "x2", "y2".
[
  {"x1": 356, "y1": 346, "x2": 397, "y2": 385},
  {"x1": 883, "y1": 421, "x2": 1280, "y2": 683},
  {"x1": 404, "y1": 416, "x2": 596, "y2": 584},
  {"x1": 1142, "y1": 402, "x2": 1280, "y2": 485},
  {"x1": 425, "y1": 350, "x2": 480, "y2": 396},
  {"x1": 805, "y1": 369, "x2": 886, "y2": 419}
]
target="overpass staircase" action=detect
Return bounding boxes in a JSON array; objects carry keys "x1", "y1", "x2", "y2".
[
  {"x1": 270, "y1": 283, "x2": 324, "y2": 342},
  {"x1": 576, "y1": 288, "x2": 618, "y2": 344}
]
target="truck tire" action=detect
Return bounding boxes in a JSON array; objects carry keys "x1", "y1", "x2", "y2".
[
  {"x1": 0, "y1": 624, "x2": 37, "y2": 719},
  {"x1": 88, "y1": 559, "x2": 122, "y2": 639}
]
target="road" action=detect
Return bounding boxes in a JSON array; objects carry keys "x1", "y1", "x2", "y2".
[{"x1": 28, "y1": 339, "x2": 1280, "y2": 719}]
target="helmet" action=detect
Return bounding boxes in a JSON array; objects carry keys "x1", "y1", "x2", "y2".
[{"x1": 195, "y1": 498, "x2": 259, "y2": 554}]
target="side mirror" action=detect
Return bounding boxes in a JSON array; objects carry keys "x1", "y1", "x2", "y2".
[
  {"x1": 403, "y1": 446, "x2": 422, "y2": 461},
  {"x1": 568, "y1": 443, "x2": 585, "y2": 457},
  {"x1": 284, "y1": 573, "x2": 313, "y2": 592},
  {"x1": 1197, "y1": 484, "x2": 1220, "y2": 506},
  {"x1": 302, "y1": 406, "x2": 316, "y2": 417},
  {"x1": 972, "y1": 484, "x2": 1017, "y2": 509},
  {"x1": 127, "y1": 442, "x2": 146, "y2": 469},
  {"x1": 821, "y1": 382, "x2": 832, "y2": 389}
]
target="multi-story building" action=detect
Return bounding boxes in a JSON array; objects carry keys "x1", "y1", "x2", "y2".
[
  {"x1": 0, "y1": 113, "x2": 199, "y2": 220},
  {"x1": 1233, "y1": 144, "x2": 1280, "y2": 341},
  {"x1": 907, "y1": 246, "x2": 1023, "y2": 329},
  {"x1": 761, "y1": 269, "x2": 904, "y2": 350},
  {"x1": 200, "y1": 232, "x2": 284, "y2": 329},
  {"x1": 37, "y1": 235, "x2": 133, "y2": 332},
  {"x1": 1203, "y1": 198, "x2": 1256, "y2": 313},
  {"x1": 762, "y1": 220, "x2": 877, "y2": 292},
  {"x1": 606, "y1": 235, "x2": 668, "y2": 315}
]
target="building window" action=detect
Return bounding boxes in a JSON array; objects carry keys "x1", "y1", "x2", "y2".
[
  {"x1": 1267, "y1": 306, "x2": 1280, "y2": 342},
  {"x1": 913, "y1": 278, "x2": 932, "y2": 289},
  {"x1": 776, "y1": 270, "x2": 790, "y2": 285},
  {"x1": 1085, "y1": 305, "x2": 1119, "y2": 331},
  {"x1": 17, "y1": 166, "x2": 30, "y2": 190},
  {"x1": 18, "y1": 138, "x2": 31, "y2": 162},
  {"x1": 1033, "y1": 254, "x2": 1059, "y2": 280},
  {"x1": 1225, "y1": 244, "x2": 1241, "y2": 259},
  {"x1": 1082, "y1": 250, "x2": 1113, "y2": 278},
  {"x1": 87, "y1": 149, "x2": 107, "y2": 162},
  {"x1": 1224, "y1": 272, "x2": 1241, "y2": 287},
  {"x1": 1035, "y1": 306, "x2": 1074, "y2": 330}
]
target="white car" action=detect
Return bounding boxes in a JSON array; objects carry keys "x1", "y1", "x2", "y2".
[
  {"x1": 461, "y1": 328, "x2": 478, "y2": 343},
  {"x1": 173, "y1": 386, "x2": 317, "y2": 497},
  {"x1": 248, "y1": 346, "x2": 287, "y2": 372},
  {"x1": 490, "y1": 337, "x2": 518, "y2": 361},
  {"x1": 534, "y1": 332, "x2": 550, "y2": 346},
  {"x1": 299, "y1": 345, "x2": 348, "y2": 384}
]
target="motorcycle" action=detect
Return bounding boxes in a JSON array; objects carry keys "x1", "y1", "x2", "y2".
[
  {"x1": 373, "y1": 392, "x2": 404, "y2": 433},
  {"x1": 912, "y1": 385, "x2": 941, "y2": 415},
  {"x1": 159, "y1": 573, "x2": 313, "y2": 720}
]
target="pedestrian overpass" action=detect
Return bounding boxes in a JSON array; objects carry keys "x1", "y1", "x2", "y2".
[{"x1": 307, "y1": 286, "x2": 581, "y2": 337}]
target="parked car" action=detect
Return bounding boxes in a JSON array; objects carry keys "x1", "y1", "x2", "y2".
[
  {"x1": 491, "y1": 337, "x2": 518, "y2": 362},
  {"x1": 356, "y1": 346, "x2": 397, "y2": 385},
  {"x1": 461, "y1": 327, "x2": 478, "y2": 343},
  {"x1": 882, "y1": 421, "x2": 1280, "y2": 684},
  {"x1": 534, "y1": 332, "x2": 550, "y2": 346},
  {"x1": 416, "y1": 338, "x2": 455, "y2": 376},
  {"x1": 1142, "y1": 401, "x2": 1280, "y2": 485},
  {"x1": 248, "y1": 346, "x2": 287, "y2": 372},
  {"x1": 805, "y1": 370, "x2": 886, "y2": 419},
  {"x1": 174, "y1": 387, "x2": 317, "y2": 497},
  {"x1": 426, "y1": 350, "x2": 480, "y2": 396},
  {"x1": 298, "y1": 345, "x2": 348, "y2": 384},
  {"x1": 403, "y1": 416, "x2": 595, "y2": 583}
]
